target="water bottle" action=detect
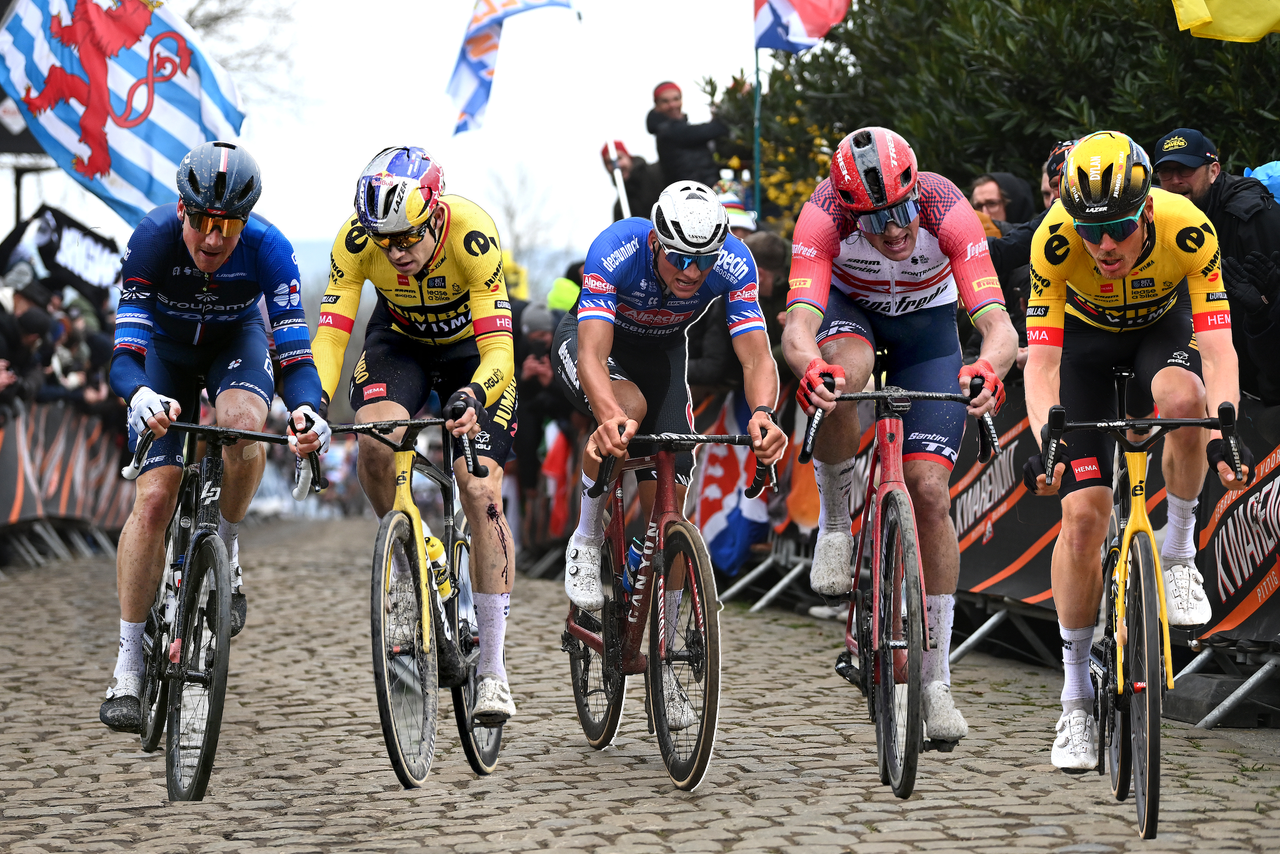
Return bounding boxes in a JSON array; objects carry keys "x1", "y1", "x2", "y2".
[
  {"x1": 624, "y1": 538, "x2": 643, "y2": 595},
  {"x1": 425, "y1": 536, "x2": 452, "y2": 600}
]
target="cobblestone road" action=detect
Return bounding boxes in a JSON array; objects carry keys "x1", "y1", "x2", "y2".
[{"x1": 2, "y1": 517, "x2": 1278, "y2": 853}]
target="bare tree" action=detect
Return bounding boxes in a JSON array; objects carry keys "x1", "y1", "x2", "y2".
[
  {"x1": 486, "y1": 167, "x2": 577, "y2": 304},
  {"x1": 170, "y1": 0, "x2": 299, "y2": 109}
]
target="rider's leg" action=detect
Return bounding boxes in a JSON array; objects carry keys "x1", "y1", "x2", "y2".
[
  {"x1": 573, "y1": 379, "x2": 647, "y2": 539},
  {"x1": 212, "y1": 389, "x2": 269, "y2": 634},
  {"x1": 354, "y1": 400, "x2": 412, "y2": 518},
  {"x1": 1052, "y1": 486, "x2": 1111, "y2": 708}
]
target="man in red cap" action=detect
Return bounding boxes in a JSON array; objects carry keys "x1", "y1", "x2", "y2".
[
  {"x1": 646, "y1": 81, "x2": 728, "y2": 186},
  {"x1": 600, "y1": 140, "x2": 665, "y2": 222}
]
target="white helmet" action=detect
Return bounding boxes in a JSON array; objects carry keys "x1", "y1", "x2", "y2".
[{"x1": 651, "y1": 181, "x2": 729, "y2": 255}]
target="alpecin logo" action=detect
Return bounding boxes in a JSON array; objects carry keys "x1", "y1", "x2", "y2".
[{"x1": 22, "y1": 1, "x2": 191, "y2": 178}]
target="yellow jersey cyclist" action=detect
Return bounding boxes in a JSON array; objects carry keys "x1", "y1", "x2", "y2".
[
  {"x1": 312, "y1": 146, "x2": 519, "y2": 724},
  {"x1": 1023, "y1": 131, "x2": 1253, "y2": 771}
]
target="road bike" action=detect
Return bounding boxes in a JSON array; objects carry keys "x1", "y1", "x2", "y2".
[
  {"x1": 801, "y1": 373, "x2": 999, "y2": 799},
  {"x1": 561, "y1": 428, "x2": 773, "y2": 791},
  {"x1": 1042, "y1": 367, "x2": 1242, "y2": 838},
  {"x1": 335, "y1": 402, "x2": 499, "y2": 787},
  {"x1": 123, "y1": 418, "x2": 322, "y2": 801}
]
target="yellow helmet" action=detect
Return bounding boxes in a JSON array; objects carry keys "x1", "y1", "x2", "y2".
[{"x1": 1061, "y1": 131, "x2": 1151, "y2": 222}]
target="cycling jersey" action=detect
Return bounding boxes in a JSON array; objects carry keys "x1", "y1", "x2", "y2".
[
  {"x1": 313, "y1": 195, "x2": 514, "y2": 407},
  {"x1": 1026, "y1": 188, "x2": 1230, "y2": 345},
  {"x1": 786, "y1": 173, "x2": 1006, "y2": 321},
  {"x1": 575, "y1": 218, "x2": 766, "y2": 343},
  {"x1": 110, "y1": 204, "x2": 321, "y2": 411}
]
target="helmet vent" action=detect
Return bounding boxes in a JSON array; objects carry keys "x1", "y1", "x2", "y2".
[
  {"x1": 235, "y1": 176, "x2": 256, "y2": 204},
  {"x1": 863, "y1": 167, "x2": 887, "y2": 208},
  {"x1": 852, "y1": 129, "x2": 873, "y2": 150},
  {"x1": 1098, "y1": 165, "x2": 1113, "y2": 198},
  {"x1": 898, "y1": 168, "x2": 912, "y2": 188},
  {"x1": 187, "y1": 168, "x2": 201, "y2": 194},
  {"x1": 213, "y1": 170, "x2": 227, "y2": 202}
]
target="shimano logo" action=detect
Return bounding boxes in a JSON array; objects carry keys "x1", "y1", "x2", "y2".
[{"x1": 600, "y1": 237, "x2": 639, "y2": 273}]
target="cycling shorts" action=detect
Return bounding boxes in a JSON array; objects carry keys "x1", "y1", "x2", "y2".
[
  {"x1": 814, "y1": 295, "x2": 966, "y2": 470},
  {"x1": 128, "y1": 316, "x2": 276, "y2": 475},
  {"x1": 349, "y1": 320, "x2": 518, "y2": 465},
  {"x1": 1055, "y1": 298, "x2": 1201, "y2": 498},
  {"x1": 552, "y1": 312, "x2": 694, "y2": 485}
]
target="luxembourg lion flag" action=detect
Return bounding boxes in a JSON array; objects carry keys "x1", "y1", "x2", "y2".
[{"x1": 0, "y1": 0, "x2": 244, "y2": 226}]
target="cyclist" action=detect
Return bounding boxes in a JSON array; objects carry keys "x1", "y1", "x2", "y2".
[
  {"x1": 1022, "y1": 130, "x2": 1252, "y2": 771},
  {"x1": 782, "y1": 127, "x2": 1018, "y2": 744},
  {"x1": 312, "y1": 146, "x2": 519, "y2": 724},
  {"x1": 101, "y1": 141, "x2": 330, "y2": 732}
]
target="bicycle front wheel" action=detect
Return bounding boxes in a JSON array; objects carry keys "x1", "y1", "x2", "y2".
[
  {"x1": 568, "y1": 538, "x2": 627, "y2": 748},
  {"x1": 1104, "y1": 507, "x2": 1132, "y2": 799},
  {"x1": 144, "y1": 475, "x2": 197, "y2": 753},
  {"x1": 166, "y1": 532, "x2": 231, "y2": 801},
  {"x1": 874, "y1": 489, "x2": 923, "y2": 799},
  {"x1": 1128, "y1": 531, "x2": 1162, "y2": 838},
  {"x1": 650, "y1": 520, "x2": 721, "y2": 791},
  {"x1": 371, "y1": 511, "x2": 439, "y2": 789},
  {"x1": 449, "y1": 527, "x2": 503, "y2": 775}
]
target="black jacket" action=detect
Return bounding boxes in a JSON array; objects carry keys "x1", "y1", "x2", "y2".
[
  {"x1": 646, "y1": 110, "x2": 727, "y2": 187},
  {"x1": 611, "y1": 155, "x2": 667, "y2": 222}
]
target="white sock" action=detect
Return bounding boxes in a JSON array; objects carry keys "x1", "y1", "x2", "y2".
[
  {"x1": 814, "y1": 458, "x2": 855, "y2": 537},
  {"x1": 923, "y1": 594, "x2": 954, "y2": 686},
  {"x1": 665, "y1": 590, "x2": 684, "y2": 638},
  {"x1": 1060, "y1": 624, "x2": 1095, "y2": 712},
  {"x1": 114, "y1": 619, "x2": 146, "y2": 678},
  {"x1": 475, "y1": 592, "x2": 510, "y2": 682},
  {"x1": 573, "y1": 474, "x2": 607, "y2": 542},
  {"x1": 1162, "y1": 493, "x2": 1198, "y2": 562},
  {"x1": 218, "y1": 515, "x2": 241, "y2": 580}
]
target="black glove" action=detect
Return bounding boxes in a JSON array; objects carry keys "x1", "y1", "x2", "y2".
[
  {"x1": 1207, "y1": 436, "x2": 1256, "y2": 485},
  {"x1": 1022, "y1": 453, "x2": 1047, "y2": 492},
  {"x1": 445, "y1": 385, "x2": 483, "y2": 419},
  {"x1": 1222, "y1": 255, "x2": 1266, "y2": 314},
  {"x1": 1244, "y1": 250, "x2": 1280, "y2": 322}
]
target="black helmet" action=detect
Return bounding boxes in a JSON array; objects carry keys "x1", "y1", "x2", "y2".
[{"x1": 176, "y1": 141, "x2": 262, "y2": 218}]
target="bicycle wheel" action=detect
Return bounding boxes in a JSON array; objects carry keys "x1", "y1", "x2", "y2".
[
  {"x1": 1104, "y1": 508, "x2": 1132, "y2": 799},
  {"x1": 143, "y1": 475, "x2": 196, "y2": 753},
  {"x1": 873, "y1": 490, "x2": 923, "y2": 799},
  {"x1": 371, "y1": 511, "x2": 439, "y2": 789},
  {"x1": 449, "y1": 525, "x2": 503, "y2": 775},
  {"x1": 1128, "y1": 530, "x2": 1162, "y2": 838},
  {"x1": 166, "y1": 532, "x2": 231, "y2": 801},
  {"x1": 567, "y1": 537, "x2": 627, "y2": 748},
  {"x1": 649, "y1": 520, "x2": 721, "y2": 791}
]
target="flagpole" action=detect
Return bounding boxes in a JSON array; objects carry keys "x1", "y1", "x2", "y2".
[{"x1": 752, "y1": 47, "x2": 762, "y2": 217}]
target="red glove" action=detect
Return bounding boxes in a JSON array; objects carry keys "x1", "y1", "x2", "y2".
[
  {"x1": 958, "y1": 358, "x2": 1004, "y2": 413},
  {"x1": 796, "y1": 358, "x2": 844, "y2": 412}
]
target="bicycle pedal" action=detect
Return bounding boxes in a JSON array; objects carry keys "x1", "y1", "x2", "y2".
[
  {"x1": 923, "y1": 738, "x2": 960, "y2": 753},
  {"x1": 834, "y1": 650, "x2": 860, "y2": 687}
]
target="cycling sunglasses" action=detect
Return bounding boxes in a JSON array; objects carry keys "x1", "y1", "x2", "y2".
[
  {"x1": 856, "y1": 198, "x2": 920, "y2": 234},
  {"x1": 1072, "y1": 211, "x2": 1143, "y2": 245},
  {"x1": 186, "y1": 210, "x2": 247, "y2": 238},
  {"x1": 369, "y1": 223, "x2": 430, "y2": 251},
  {"x1": 662, "y1": 246, "x2": 719, "y2": 272}
]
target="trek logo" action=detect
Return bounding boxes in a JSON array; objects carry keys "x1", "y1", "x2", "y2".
[
  {"x1": 1072, "y1": 457, "x2": 1101, "y2": 481},
  {"x1": 201, "y1": 482, "x2": 222, "y2": 506}
]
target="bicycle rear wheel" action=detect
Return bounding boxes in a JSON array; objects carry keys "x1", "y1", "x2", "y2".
[
  {"x1": 449, "y1": 527, "x2": 503, "y2": 775},
  {"x1": 166, "y1": 532, "x2": 231, "y2": 801},
  {"x1": 1104, "y1": 508, "x2": 1132, "y2": 799},
  {"x1": 1128, "y1": 531, "x2": 1162, "y2": 838},
  {"x1": 371, "y1": 511, "x2": 439, "y2": 788},
  {"x1": 874, "y1": 490, "x2": 923, "y2": 799},
  {"x1": 567, "y1": 538, "x2": 627, "y2": 748},
  {"x1": 650, "y1": 520, "x2": 721, "y2": 791}
]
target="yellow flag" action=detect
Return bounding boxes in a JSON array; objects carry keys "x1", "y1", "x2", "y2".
[{"x1": 1173, "y1": 0, "x2": 1280, "y2": 42}]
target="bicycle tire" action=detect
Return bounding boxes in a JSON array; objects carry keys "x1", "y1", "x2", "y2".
[
  {"x1": 1104, "y1": 507, "x2": 1132, "y2": 799},
  {"x1": 449, "y1": 524, "x2": 503, "y2": 775},
  {"x1": 568, "y1": 538, "x2": 627, "y2": 748},
  {"x1": 371, "y1": 511, "x2": 439, "y2": 789},
  {"x1": 143, "y1": 474, "x2": 197, "y2": 753},
  {"x1": 650, "y1": 520, "x2": 721, "y2": 791},
  {"x1": 1129, "y1": 531, "x2": 1162, "y2": 838},
  {"x1": 165, "y1": 532, "x2": 231, "y2": 801},
  {"x1": 873, "y1": 490, "x2": 923, "y2": 799}
]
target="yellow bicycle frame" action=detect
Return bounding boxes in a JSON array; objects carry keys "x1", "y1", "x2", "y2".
[
  {"x1": 391, "y1": 447, "x2": 434, "y2": 650},
  {"x1": 1111, "y1": 448, "x2": 1177, "y2": 693}
]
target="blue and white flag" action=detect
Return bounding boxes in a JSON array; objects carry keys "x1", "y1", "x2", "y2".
[
  {"x1": 0, "y1": 0, "x2": 245, "y2": 227},
  {"x1": 754, "y1": 0, "x2": 848, "y2": 53},
  {"x1": 447, "y1": 0, "x2": 571, "y2": 135}
]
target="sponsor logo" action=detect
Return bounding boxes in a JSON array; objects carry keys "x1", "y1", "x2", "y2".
[
  {"x1": 1027, "y1": 328, "x2": 1054, "y2": 344},
  {"x1": 953, "y1": 437, "x2": 1020, "y2": 533},
  {"x1": 273, "y1": 279, "x2": 302, "y2": 309},
  {"x1": 363, "y1": 383, "x2": 387, "y2": 400},
  {"x1": 971, "y1": 276, "x2": 1000, "y2": 292},
  {"x1": 230, "y1": 380, "x2": 269, "y2": 398},
  {"x1": 483, "y1": 368, "x2": 503, "y2": 390},
  {"x1": 793, "y1": 241, "x2": 819, "y2": 260},
  {"x1": 1169, "y1": 350, "x2": 1190, "y2": 366},
  {"x1": 715, "y1": 251, "x2": 750, "y2": 280},
  {"x1": 557, "y1": 340, "x2": 578, "y2": 388},
  {"x1": 464, "y1": 231, "x2": 494, "y2": 257},
  {"x1": 600, "y1": 237, "x2": 639, "y2": 273},
  {"x1": 908, "y1": 432, "x2": 949, "y2": 443},
  {"x1": 1072, "y1": 457, "x2": 1102, "y2": 480},
  {"x1": 1162, "y1": 135, "x2": 1187, "y2": 151},
  {"x1": 1205, "y1": 311, "x2": 1231, "y2": 327},
  {"x1": 583, "y1": 273, "x2": 615, "y2": 295},
  {"x1": 1025, "y1": 305, "x2": 1049, "y2": 317},
  {"x1": 321, "y1": 294, "x2": 340, "y2": 305},
  {"x1": 228, "y1": 358, "x2": 242, "y2": 369},
  {"x1": 965, "y1": 240, "x2": 989, "y2": 261},
  {"x1": 1100, "y1": 282, "x2": 1114, "y2": 294},
  {"x1": 201, "y1": 482, "x2": 221, "y2": 506},
  {"x1": 616, "y1": 304, "x2": 695, "y2": 326},
  {"x1": 730, "y1": 283, "x2": 759, "y2": 303},
  {"x1": 427, "y1": 276, "x2": 446, "y2": 290}
]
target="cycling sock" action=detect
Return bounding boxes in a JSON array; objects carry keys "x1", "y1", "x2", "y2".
[
  {"x1": 665, "y1": 590, "x2": 684, "y2": 638},
  {"x1": 114, "y1": 619, "x2": 146, "y2": 678},
  {"x1": 814, "y1": 458, "x2": 855, "y2": 537},
  {"x1": 1059, "y1": 624, "x2": 1095, "y2": 713},
  {"x1": 475, "y1": 592, "x2": 510, "y2": 682},
  {"x1": 923, "y1": 594, "x2": 954, "y2": 686},
  {"x1": 573, "y1": 474, "x2": 607, "y2": 542},
  {"x1": 218, "y1": 515, "x2": 241, "y2": 580},
  {"x1": 1162, "y1": 492, "x2": 1198, "y2": 562}
]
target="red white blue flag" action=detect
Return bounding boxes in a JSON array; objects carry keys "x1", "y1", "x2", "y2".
[
  {"x1": 448, "y1": 0, "x2": 572, "y2": 135},
  {"x1": 754, "y1": 0, "x2": 848, "y2": 53}
]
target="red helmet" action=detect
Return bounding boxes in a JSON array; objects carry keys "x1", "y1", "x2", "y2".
[{"x1": 830, "y1": 127, "x2": 918, "y2": 211}]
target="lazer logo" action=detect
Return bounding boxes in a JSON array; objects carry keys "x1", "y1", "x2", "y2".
[{"x1": 201, "y1": 482, "x2": 221, "y2": 506}]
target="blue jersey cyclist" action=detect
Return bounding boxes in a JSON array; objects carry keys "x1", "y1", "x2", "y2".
[
  {"x1": 552, "y1": 181, "x2": 788, "y2": 623},
  {"x1": 100, "y1": 141, "x2": 330, "y2": 733}
]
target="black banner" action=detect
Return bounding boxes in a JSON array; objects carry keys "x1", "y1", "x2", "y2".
[{"x1": 0, "y1": 205, "x2": 120, "y2": 314}]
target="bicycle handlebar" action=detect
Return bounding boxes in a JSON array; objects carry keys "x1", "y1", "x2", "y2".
[
  {"x1": 586, "y1": 425, "x2": 777, "y2": 499},
  {"x1": 330, "y1": 408, "x2": 488, "y2": 479},
  {"x1": 121, "y1": 418, "x2": 315, "y2": 484},
  {"x1": 450, "y1": 399, "x2": 489, "y2": 479}
]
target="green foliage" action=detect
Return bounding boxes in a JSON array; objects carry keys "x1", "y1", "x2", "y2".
[{"x1": 714, "y1": 0, "x2": 1280, "y2": 225}]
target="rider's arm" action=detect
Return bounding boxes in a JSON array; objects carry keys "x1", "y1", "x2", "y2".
[
  {"x1": 255, "y1": 223, "x2": 321, "y2": 412},
  {"x1": 312, "y1": 217, "x2": 368, "y2": 405},
  {"x1": 780, "y1": 198, "x2": 839, "y2": 379},
  {"x1": 1184, "y1": 224, "x2": 1239, "y2": 439},
  {"x1": 109, "y1": 214, "x2": 165, "y2": 402},
  {"x1": 1024, "y1": 217, "x2": 1070, "y2": 441},
  {"x1": 457, "y1": 213, "x2": 515, "y2": 406}
]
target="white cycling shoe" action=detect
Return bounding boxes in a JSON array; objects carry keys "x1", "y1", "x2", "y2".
[
  {"x1": 810, "y1": 531, "x2": 854, "y2": 596},
  {"x1": 662, "y1": 663, "x2": 698, "y2": 731},
  {"x1": 1162, "y1": 560, "x2": 1212, "y2": 626},
  {"x1": 473, "y1": 675, "x2": 516, "y2": 725},
  {"x1": 564, "y1": 533, "x2": 604, "y2": 611},
  {"x1": 923, "y1": 682, "x2": 968, "y2": 742},
  {"x1": 1052, "y1": 708, "x2": 1098, "y2": 772}
]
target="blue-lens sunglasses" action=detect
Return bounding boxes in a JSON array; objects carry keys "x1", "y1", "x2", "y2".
[
  {"x1": 1072, "y1": 210, "x2": 1143, "y2": 245},
  {"x1": 662, "y1": 246, "x2": 719, "y2": 272}
]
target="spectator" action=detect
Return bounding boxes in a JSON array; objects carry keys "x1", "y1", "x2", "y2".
[
  {"x1": 971, "y1": 172, "x2": 1036, "y2": 233},
  {"x1": 602, "y1": 141, "x2": 665, "y2": 222},
  {"x1": 743, "y1": 230, "x2": 789, "y2": 367},
  {"x1": 1154, "y1": 127, "x2": 1280, "y2": 431},
  {"x1": 718, "y1": 191, "x2": 757, "y2": 238},
  {"x1": 646, "y1": 81, "x2": 728, "y2": 186},
  {"x1": 546, "y1": 262, "x2": 582, "y2": 313},
  {"x1": 0, "y1": 307, "x2": 51, "y2": 413}
]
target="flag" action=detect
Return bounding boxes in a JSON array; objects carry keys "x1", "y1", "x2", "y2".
[
  {"x1": 754, "y1": 0, "x2": 849, "y2": 52},
  {"x1": 693, "y1": 391, "x2": 771, "y2": 576},
  {"x1": 0, "y1": 0, "x2": 245, "y2": 227},
  {"x1": 1172, "y1": 0, "x2": 1280, "y2": 42},
  {"x1": 448, "y1": 0, "x2": 572, "y2": 135}
]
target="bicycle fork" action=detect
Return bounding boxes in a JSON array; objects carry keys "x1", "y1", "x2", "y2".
[{"x1": 169, "y1": 456, "x2": 224, "y2": 666}]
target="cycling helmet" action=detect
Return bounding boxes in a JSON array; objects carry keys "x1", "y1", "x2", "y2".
[
  {"x1": 353, "y1": 146, "x2": 445, "y2": 235},
  {"x1": 830, "y1": 127, "x2": 918, "y2": 211},
  {"x1": 651, "y1": 181, "x2": 729, "y2": 255},
  {"x1": 177, "y1": 141, "x2": 261, "y2": 218},
  {"x1": 1061, "y1": 131, "x2": 1151, "y2": 222},
  {"x1": 1045, "y1": 138, "x2": 1078, "y2": 184}
]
